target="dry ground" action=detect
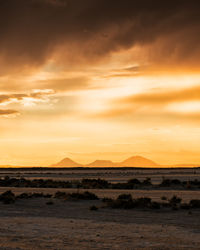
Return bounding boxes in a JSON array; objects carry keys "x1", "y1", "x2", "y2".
[{"x1": 0, "y1": 197, "x2": 199, "y2": 250}]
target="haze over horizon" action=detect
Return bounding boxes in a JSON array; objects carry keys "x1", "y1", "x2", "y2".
[{"x1": 1, "y1": 0, "x2": 200, "y2": 166}]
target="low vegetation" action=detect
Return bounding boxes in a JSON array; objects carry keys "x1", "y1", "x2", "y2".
[
  {"x1": 0, "y1": 190, "x2": 199, "y2": 211},
  {"x1": 54, "y1": 191, "x2": 99, "y2": 200},
  {"x1": 0, "y1": 176, "x2": 199, "y2": 190},
  {"x1": 0, "y1": 190, "x2": 15, "y2": 204},
  {"x1": 90, "y1": 205, "x2": 98, "y2": 211},
  {"x1": 102, "y1": 193, "x2": 200, "y2": 210}
]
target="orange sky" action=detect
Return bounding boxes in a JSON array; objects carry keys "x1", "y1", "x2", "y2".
[{"x1": 0, "y1": 0, "x2": 200, "y2": 166}]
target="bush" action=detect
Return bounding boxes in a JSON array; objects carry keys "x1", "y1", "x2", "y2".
[
  {"x1": 90, "y1": 205, "x2": 98, "y2": 211},
  {"x1": 117, "y1": 194, "x2": 132, "y2": 201},
  {"x1": 151, "y1": 201, "x2": 161, "y2": 209},
  {"x1": 169, "y1": 195, "x2": 182, "y2": 205},
  {"x1": 17, "y1": 192, "x2": 30, "y2": 199},
  {"x1": 107, "y1": 196, "x2": 152, "y2": 209},
  {"x1": 67, "y1": 191, "x2": 99, "y2": 200},
  {"x1": 134, "y1": 197, "x2": 152, "y2": 208},
  {"x1": 190, "y1": 199, "x2": 200, "y2": 208},
  {"x1": 46, "y1": 201, "x2": 54, "y2": 205},
  {"x1": 81, "y1": 178, "x2": 109, "y2": 189},
  {"x1": 55, "y1": 191, "x2": 99, "y2": 200},
  {"x1": 0, "y1": 190, "x2": 15, "y2": 204},
  {"x1": 180, "y1": 203, "x2": 191, "y2": 209},
  {"x1": 171, "y1": 204, "x2": 179, "y2": 210},
  {"x1": 127, "y1": 179, "x2": 141, "y2": 185},
  {"x1": 109, "y1": 199, "x2": 135, "y2": 209},
  {"x1": 54, "y1": 191, "x2": 67, "y2": 199},
  {"x1": 17, "y1": 192, "x2": 52, "y2": 199},
  {"x1": 142, "y1": 178, "x2": 152, "y2": 185},
  {"x1": 161, "y1": 196, "x2": 167, "y2": 201},
  {"x1": 171, "y1": 179, "x2": 181, "y2": 185},
  {"x1": 30, "y1": 192, "x2": 52, "y2": 198},
  {"x1": 102, "y1": 197, "x2": 113, "y2": 203},
  {"x1": 160, "y1": 179, "x2": 171, "y2": 187}
]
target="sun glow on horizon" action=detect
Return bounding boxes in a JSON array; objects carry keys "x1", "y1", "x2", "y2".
[{"x1": 1, "y1": 1, "x2": 200, "y2": 166}]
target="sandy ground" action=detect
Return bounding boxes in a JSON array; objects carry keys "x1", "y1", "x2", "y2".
[{"x1": 0, "y1": 198, "x2": 199, "y2": 250}]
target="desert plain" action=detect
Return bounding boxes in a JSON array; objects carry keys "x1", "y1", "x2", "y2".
[{"x1": 0, "y1": 167, "x2": 199, "y2": 250}]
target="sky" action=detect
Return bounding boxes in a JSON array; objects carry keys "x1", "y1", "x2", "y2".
[{"x1": 0, "y1": 0, "x2": 200, "y2": 166}]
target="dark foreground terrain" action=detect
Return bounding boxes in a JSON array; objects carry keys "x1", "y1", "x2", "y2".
[
  {"x1": 0, "y1": 168, "x2": 199, "y2": 249},
  {"x1": 0, "y1": 190, "x2": 199, "y2": 250}
]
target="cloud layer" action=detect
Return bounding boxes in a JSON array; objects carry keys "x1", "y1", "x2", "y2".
[
  {"x1": 0, "y1": 89, "x2": 54, "y2": 116},
  {"x1": 0, "y1": 0, "x2": 200, "y2": 73},
  {"x1": 0, "y1": 109, "x2": 19, "y2": 116},
  {"x1": 121, "y1": 85, "x2": 200, "y2": 105}
]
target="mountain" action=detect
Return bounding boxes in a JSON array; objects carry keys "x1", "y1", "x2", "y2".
[
  {"x1": 86, "y1": 160, "x2": 118, "y2": 167},
  {"x1": 52, "y1": 157, "x2": 82, "y2": 167},
  {"x1": 52, "y1": 155, "x2": 159, "y2": 168},
  {"x1": 120, "y1": 156, "x2": 159, "y2": 167}
]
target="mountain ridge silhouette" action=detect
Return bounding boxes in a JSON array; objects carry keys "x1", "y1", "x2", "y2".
[{"x1": 53, "y1": 155, "x2": 159, "y2": 167}]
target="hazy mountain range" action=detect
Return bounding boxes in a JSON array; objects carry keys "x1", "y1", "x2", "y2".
[{"x1": 52, "y1": 156, "x2": 160, "y2": 168}]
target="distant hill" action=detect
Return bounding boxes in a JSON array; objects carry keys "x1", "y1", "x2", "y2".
[
  {"x1": 120, "y1": 156, "x2": 159, "y2": 167},
  {"x1": 52, "y1": 157, "x2": 82, "y2": 167},
  {"x1": 86, "y1": 160, "x2": 118, "y2": 167},
  {"x1": 52, "y1": 155, "x2": 159, "y2": 168}
]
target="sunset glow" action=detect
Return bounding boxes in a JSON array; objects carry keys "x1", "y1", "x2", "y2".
[{"x1": 1, "y1": 0, "x2": 200, "y2": 166}]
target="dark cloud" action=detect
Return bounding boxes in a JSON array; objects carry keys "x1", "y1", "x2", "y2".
[{"x1": 0, "y1": 0, "x2": 200, "y2": 73}]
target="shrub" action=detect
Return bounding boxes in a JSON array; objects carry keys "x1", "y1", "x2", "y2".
[
  {"x1": 142, "y1": 178, "x2": 152, "y2": 185},
  {"x1": 134, "y1": 197, "x2": 152, "y2": 208},
  {"x1": 0, "y1": 190, "x2": 15, "y2": 204},
  {"x1": 127, "y1": 179, "x2": 141, "y2": 185},
  {"x1": 54, "y1": 191, "x2": 67, "y2": 199},
  {"x1": 17, "y1": 192, "x2": 52, "y2": 199},
  {"x1": 30, "y1": 192, "x2": 51, "y2": 198},
  {"x1": 180, "y1": 203, "x2": 191, "y2": 209},
  {"x1": 171, "y1": 179, "x2": 181, "y2": 185},
  {"x1": 160, "y1": 179, "x2": 171, "y2": 187},
  {"x1": 117, "y1": 194, "x2": 132, "y2": 201},
  {"x1": 109, "y1": 199, "x2": 135, "y2": 209},
  {"x1": 161, "y1": 202, "x2": 171, "y2": 208},
  {"x1": 102, "y1": 197, "x2": 113, "y2": 203},
  {"x1": 17, "y1": 192, "x2": 30, "y2": 199},
  {"x1": 151, "y1": 201, "x2": 161, "y2": 209},
  {"x1": 46, "y1": 201, "x2": 54, "y2": 205},
  {"x1": 161, "y1": 196, "x2": 167, "y2": 201},
  {"x1": 81, "y1": 178, "x2": 109, "y2": 189},
  {"x1": 67, "y1": 191, "x2": 99, "y2": 200},
  {"x1": 55, "y1": 191, "x2": 99, "y2": 200},
  {"x1": 190, "y1": 199, "x2": 200, "y2": 208},
  {"x1": 186, "y1": 181, "x2": 191, "y2": 189},
  {"x1": 171, "y1": 204, "x2": 179, "y2": 210},
  {"x1": 90, "y1": 205, "x2": 98, "y2": 211},
  {"x1": 169, "y1": 195, "x2": 182, "y2": 205},
  {"x1": 107, "y1": 196, "x2": 152, "y2": 209}
]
